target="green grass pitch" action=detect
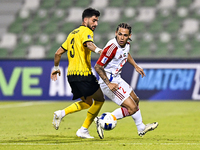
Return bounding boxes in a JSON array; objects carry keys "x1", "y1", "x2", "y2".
[{"x1": 0, "y1": 100, "x2": 200, "y2": 150}]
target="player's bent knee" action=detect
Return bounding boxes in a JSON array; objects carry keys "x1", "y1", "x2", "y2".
[
  {"x1": 128, "y1": 106, "x2": 138, "y2": 115},
  {"x1": 85, "y1": 101, "x2": 93, "y2": 106},
  {"x1": 83, "y1": 98, "x2": 93, "y2": 106},
  {"x1": 92, "y1": 88, "x2": 105, "y2": 102},
  {"x1": 136, "y1": 96, "x2": 139, "y2": 101},
  {"x1": 133, "y1": 96, "x2": 139, "y2": 105},
  {"x1": 93, "y1": 94, "x2": 105, "y2": 102}
]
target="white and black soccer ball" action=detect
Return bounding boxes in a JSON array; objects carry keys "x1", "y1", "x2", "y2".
[{"x1": 99, "y1": 112, "x2": 117, "y2": 130}]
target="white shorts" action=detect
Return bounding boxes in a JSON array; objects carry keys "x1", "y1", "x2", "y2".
[{"x1": 99, "y1": 74, "x2": 132, "y2": 106}]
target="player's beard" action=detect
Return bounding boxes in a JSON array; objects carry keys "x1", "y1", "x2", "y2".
[{"x1": 87, "y1": 22, "x2": 96, "y2": 31}]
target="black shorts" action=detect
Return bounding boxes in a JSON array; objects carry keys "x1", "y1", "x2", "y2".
[{"x1": 68, "y1": 75, "x2": 100, "y2": 100}]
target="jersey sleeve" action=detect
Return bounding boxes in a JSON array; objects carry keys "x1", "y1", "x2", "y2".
[
  {"x1": 82, "y1": 28, "x2": 94, "y2": 46},
  {"x1": 96, "y1": 43, "x2": 118, "y2": 66},
  {"x1": 61, "y1": 39, "x2": 68, "y2": 51}
]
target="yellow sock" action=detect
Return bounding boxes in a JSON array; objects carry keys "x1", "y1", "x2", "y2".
[
  {"x1": 82, "y1": 101, "x2": 104, "y2": 129},
  {"x1": 64, "y1": 101, "x2": 90, "y2": 115}
]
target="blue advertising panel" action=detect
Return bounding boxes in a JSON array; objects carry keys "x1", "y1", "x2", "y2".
[
  {"x1": 0, "y1": 60, "x2": 200, "y2": 100},
  {"x1": 121, "y1": 62, "x2": 200, "y2": 100}
]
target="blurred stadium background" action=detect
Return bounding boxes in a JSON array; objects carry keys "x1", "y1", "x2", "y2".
[{"x1": 0, "y1": 0, "x2": 200, "y2": 60}]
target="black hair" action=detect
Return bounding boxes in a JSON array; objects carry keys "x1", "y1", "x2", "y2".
[
  {"x1": 116, "y1": 23, "x2": 132, "y2": 34},
  {"x1": 82, "y1": 7, "x2": 100, "y2": 21}
]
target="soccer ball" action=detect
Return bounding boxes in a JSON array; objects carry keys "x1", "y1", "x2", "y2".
[{"x1": 99, "y1": 112, "x2": 117, "y2": 130}]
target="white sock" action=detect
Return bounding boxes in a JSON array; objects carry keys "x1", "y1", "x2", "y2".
[
  {"x1": 61, "y1": 110, "x2": 65, "y2": 118},
  {"x1": 131, "y1": 109, "x2": 145, "y2": 131},
  {"x1": 112, "y1": 107, "x2": 145, "y2": 131},
  {"x1": 80, "y1": 126, "x2": 88, "y2": 132},
  {"x1": 112, "y1": 108, "x2": 124, "y2": 119},
  {"x1": 112, "y1": 107, "x2": 130, "y2": 119}
]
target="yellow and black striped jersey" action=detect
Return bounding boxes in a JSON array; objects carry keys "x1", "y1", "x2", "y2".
[{"x1": 61, "y1": 25, "x2": 94, "y2": 81}]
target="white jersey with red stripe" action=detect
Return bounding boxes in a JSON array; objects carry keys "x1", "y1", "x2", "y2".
[
  {"x1": 96, "y1": 38, "x2": 130, "y2": 77},
  {"x1": 96, "y1": 38, "x2": 132, "y2": 106}
]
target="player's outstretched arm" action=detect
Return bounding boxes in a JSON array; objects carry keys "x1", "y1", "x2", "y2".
[
  {"x1": 127, "y1": 53, "x2": 146, "y2": 78},
  {"x1": 51, "y1": 47, "x2": 66, "y2": 81},
  {"x1": 85, "y1": 41, "x2": 102, "y2": 54}
]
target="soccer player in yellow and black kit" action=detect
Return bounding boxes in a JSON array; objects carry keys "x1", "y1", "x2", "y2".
[{"x1": 51, "y1": 8, "x2": 105, "y2": 138}]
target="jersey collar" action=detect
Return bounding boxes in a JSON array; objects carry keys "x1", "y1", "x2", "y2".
[{"x1": 80, "y1": 25, "x2": 93, "y2": 32}]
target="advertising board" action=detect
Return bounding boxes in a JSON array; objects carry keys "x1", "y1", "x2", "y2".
[{"x1": 0, "y1": 60, "x2": 199, "y2": 100}]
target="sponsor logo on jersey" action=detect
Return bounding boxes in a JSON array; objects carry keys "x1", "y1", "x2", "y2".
[
  {"x1": 88, "y1": 35, "x2": 92, "y2": 39},
  {"x1": 101, "y1": 56, "x2": 108, "y2": 64}
]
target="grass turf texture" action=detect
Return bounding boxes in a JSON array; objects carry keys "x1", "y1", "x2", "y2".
[{"x1": 0, "y1": 101, "x2": 199, "y2": 150}]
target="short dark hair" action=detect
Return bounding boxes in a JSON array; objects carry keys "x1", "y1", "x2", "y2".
[
  {"x1": 116, "y1": 23, "x2": 132, "y2": 34},
  {"x1": 82, "y1": 7, "x2": 100, "y2": 21}
]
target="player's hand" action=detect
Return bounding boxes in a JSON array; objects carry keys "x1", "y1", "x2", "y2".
[
  {"x1": 99, "y1": 50, "x2": 103, "y2": 55},
  {"x1": 51, "y1": 70, "x2": 61, "y2": 81},
  {"x1": 107, "y1": 82, "x2": 119, "y2": 92},
  {"x1": 135, "y1": 66, "x2": 146, "y2": 78}
]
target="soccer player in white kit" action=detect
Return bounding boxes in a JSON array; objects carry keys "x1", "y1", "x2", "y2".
[{"x1": 94, "y1": 23, "x2": 158, "y2": 139}]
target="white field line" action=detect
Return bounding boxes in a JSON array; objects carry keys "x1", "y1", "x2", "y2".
[
  {"x1": 0, "y1": 143, "x2": 200, "y2": 146},
  {"x1": 0, "y1": 101, "x2": 53, "y2": 109}
]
